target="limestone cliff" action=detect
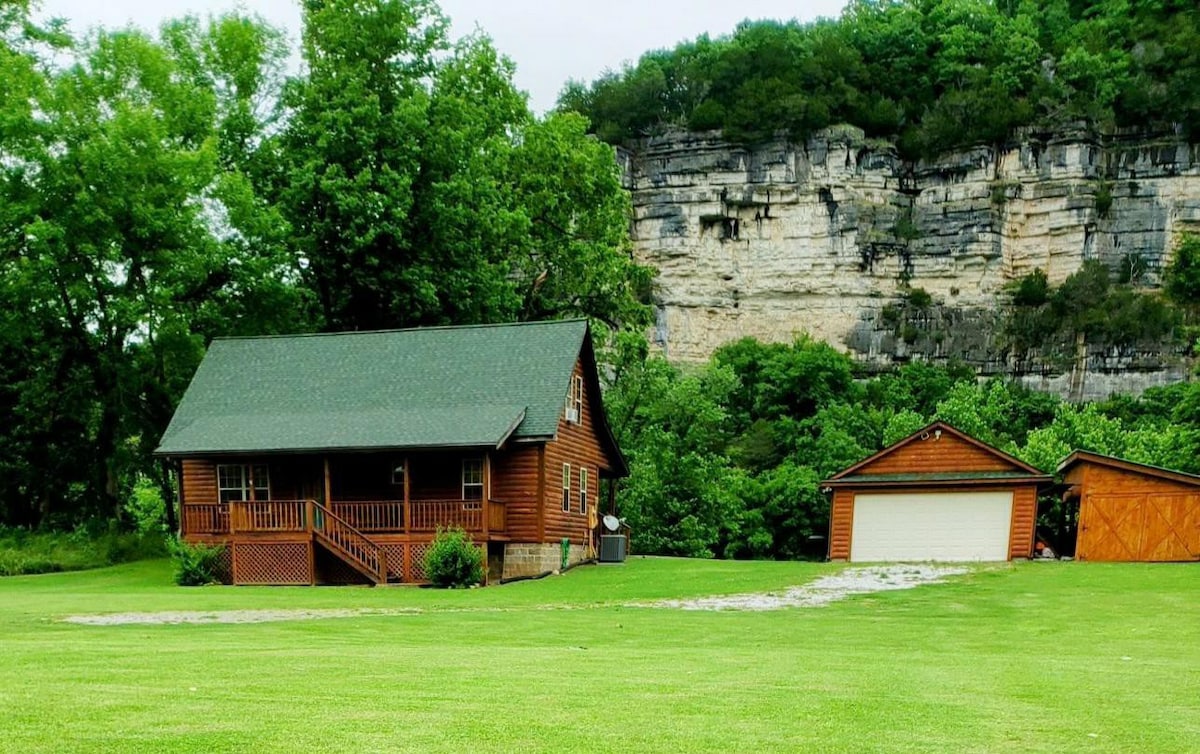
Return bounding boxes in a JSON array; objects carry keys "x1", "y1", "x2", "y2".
[{"x1": 623, "y1": 126, "x2": 1198, "y2": 398}]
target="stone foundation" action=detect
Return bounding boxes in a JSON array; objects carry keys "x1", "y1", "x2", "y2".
[{"x1": 501, "y1": 542, "x2": 590, "y2": 581}]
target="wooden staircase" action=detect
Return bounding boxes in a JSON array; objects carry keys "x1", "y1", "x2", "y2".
[{"x1": 309, "y1": 500, "x2": 390, "y2": 584}]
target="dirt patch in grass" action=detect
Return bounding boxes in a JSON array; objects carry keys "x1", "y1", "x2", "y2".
[
  {"x1": 636, "y1": 564, "x2": 969, "y2": 611},
  {"x1": 59, "y1": 565, "x2": 968, "y2": 624}
]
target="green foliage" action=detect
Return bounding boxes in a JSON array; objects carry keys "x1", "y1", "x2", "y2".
[
  {"x1": 424, "y1": 527, "x2": 483, "y2": 587},
  {"x1": 1009, "y1": 269, "x2": 1050, "y2": 307},
  {"x1": 883, "y1": 409, "x2": 929, "y2": 446},
  {"x1": 0, "y1": 526, "x2": 166, "y2": 577},
  {"x1": 1094, "y1": 180, "x2": 1113, "y2": 217},
  {"x1": 0, "y1": 1, "x2": 652, "y2": 531},
  {"x1": 608, "y1": 330, "x2": 1199, "y2": 561},
  {"x1": 168, "y1": 537, "x2": 226, "y2": 586},
  {"x1": 1004, "y1": 262, "x2": 1179, "y2": 354},
  {"x1": 278, "y1": 3, "x2": 652, "y2": 333},
  {"x1": 559, "y1": 2, "x2": 1200, "y2": 158},
  {"x1": 1166, "y1": 234, "x2": 1200, "y2": 318},
  {"x1": 905, "y1": 287, "x2": 933, "y2": 309}
]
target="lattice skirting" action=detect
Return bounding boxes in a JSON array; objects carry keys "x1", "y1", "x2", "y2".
[
  {"x1": 407, "y1": 542, "x2": 430, "y2": 583},
  {"x1": 232, "y1": 542, "x2": 312, "y2": 585},
  {"x1": 376, "y1": 543, "x2": 430, "y2": 583},
  {"x1": 213, "y1": 546, "x2": 233, "y2": 585},
  {"x1": 315, "y1": 545, "x2": 370, "y2": 585}
]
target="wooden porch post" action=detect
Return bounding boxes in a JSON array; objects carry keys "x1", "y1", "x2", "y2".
[
  {"x1": 403, "y1": 457, "x2": 411, "y2": 535},
  {"x1": 536, "y1": 445, "x2": 546, "y2": 542},
  {"x1": 176, "y1": 460, "x2": 186, "y2": 537},
  {"x1": 482, "y1": 452, "x2": 491, "y2": 538},
  {"x1": 323, "y1": 457, "x2": 332, "y2": 506}
]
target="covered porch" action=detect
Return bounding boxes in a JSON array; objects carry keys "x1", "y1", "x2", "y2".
[{"x1": 181, "y1": 450, "x2": 509, "y2": 539}]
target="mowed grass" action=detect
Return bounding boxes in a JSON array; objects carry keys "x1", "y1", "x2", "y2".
[{"x1": 0, "y1": 559, "x2": 1196, "y2": 753}]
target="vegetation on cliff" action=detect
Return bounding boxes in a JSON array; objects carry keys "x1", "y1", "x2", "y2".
[{"x1": 559, "y1": 0, "x2": 1200, "y2": 157}]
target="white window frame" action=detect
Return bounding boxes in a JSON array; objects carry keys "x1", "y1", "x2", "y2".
[
  {"x1": 579, "y1": 467, "x2": 588, "y2": 514},
  {"x1": 565, "y1": 375, "x2": 583, "y2": 424},
  {"x1": 561, "y1": 463, "x2": 571, "y2": 512},
  {"x1": 390, "y1": 460, "x2": 406, "y2": 486},
  {"x1": 462, "y1": 458, "x2": 484, "y2": 508},
  {"x1": 217, "y1": 463, "x2": 269, "y2": 504}
]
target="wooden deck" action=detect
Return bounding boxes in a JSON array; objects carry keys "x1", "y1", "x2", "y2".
[{"x1": 181, "y1": 499, "x2": 504, "y2": 585}]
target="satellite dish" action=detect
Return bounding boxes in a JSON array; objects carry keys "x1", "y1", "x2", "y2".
[{"x1": 602, "y1": 515, "x2": 621, "y2": 532}]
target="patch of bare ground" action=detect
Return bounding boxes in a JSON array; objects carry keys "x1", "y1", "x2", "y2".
[{"x1": 634, "y1": 564, "x2": 970, "y2": 611}]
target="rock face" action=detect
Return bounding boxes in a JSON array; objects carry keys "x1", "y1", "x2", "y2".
[{"x1": 624, "y1": 126, "x2": 1198, "y2": 397}]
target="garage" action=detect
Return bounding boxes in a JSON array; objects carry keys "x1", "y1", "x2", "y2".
[
  {"x1": 850, "y1": 491, "x2": 1015, "y2": 562},
  {"x1": 824, "y1": 422, "x2": 1051, "y2": 562},
  {"x1": 1059, "y1": 451, "x2": 1200, "y2": 562}
]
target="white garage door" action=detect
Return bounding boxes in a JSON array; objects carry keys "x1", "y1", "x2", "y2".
[{"x1": 850, "y1": 491, "x2": 1013, "y2": 562}]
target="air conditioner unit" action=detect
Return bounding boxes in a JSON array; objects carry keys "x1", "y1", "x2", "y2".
[
  {"x1": 599, "y1": 534, "x2": 627, "y2": 563},
  {"x1": 565, "y1": 408, "x2": 580, "y2": 423}
]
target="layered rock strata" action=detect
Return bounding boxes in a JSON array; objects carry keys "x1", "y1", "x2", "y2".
[{"x1": 623, "y1": 126, "x2": 1199, "y2": 397}]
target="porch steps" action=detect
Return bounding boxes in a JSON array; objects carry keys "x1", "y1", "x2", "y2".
[{"x1": 309, "y1": 500, "x2": 390, "y2": 585}]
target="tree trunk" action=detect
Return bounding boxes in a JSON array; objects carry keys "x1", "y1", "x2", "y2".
[{"x1": 157, "y1": 461, "x2": 179, "y2": 535}]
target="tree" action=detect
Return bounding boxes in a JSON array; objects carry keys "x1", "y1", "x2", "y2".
[
  {"x1": 278, "y1": 0, "x2": 651, "y2": 334},
  {"x1": 1166, "y1": 234, "x2": 1200, "y2": 325},
  {"x1": 0, "y1": 14, "x2": 304, "y2": 528}
]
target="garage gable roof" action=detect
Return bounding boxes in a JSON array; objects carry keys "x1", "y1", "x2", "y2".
[
  {"x1": 824, "y1": 421, "x2": 1047, "y2": 487},
  {"x1": 1057, "y1": 450, "x2": 1200, "y2": 488}
]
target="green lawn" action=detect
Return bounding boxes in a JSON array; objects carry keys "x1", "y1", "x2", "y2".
[{"x1": 0, "y1": 558, "x2": 1196, "y2": 753}]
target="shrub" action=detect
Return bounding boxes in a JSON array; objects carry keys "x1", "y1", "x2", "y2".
[
  {"x1": 424, "y1": 527, "x2": 483, "y2": 588},
  {"x1": 905, "y1": 287, "x2": 933, "y2": 309},
  {"x1": 169, "y1": 538, "x2": 226, "y2": 586},
  {"x1": 0, "y1": 525, "x2": 166, "y2": 576}
]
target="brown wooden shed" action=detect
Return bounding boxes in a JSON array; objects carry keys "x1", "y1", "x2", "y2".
[
  {"x1": 823, "y1": 422, "x2": 1051, "y2": 562},
  {"x1": 1059, "y1": 451, "x2": 1200, "y2": 562}
]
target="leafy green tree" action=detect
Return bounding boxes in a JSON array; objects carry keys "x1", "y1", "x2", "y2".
[
  {"x1": 0, "y1": 12, "x2": 304, "y2": 528},
  {"x1": 278, "y1": 1, "x2": 651, "y2": 334}
]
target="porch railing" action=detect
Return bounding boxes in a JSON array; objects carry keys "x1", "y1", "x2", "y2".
[
  {"x1": 229, "y1": 500, "x2": 307, "y2": 533},
  {"x1": 185, "y1": 498, "x2": 506, "y2": 535},
  {"x1": 331, "y1": 501, "x2": 404, "y2": 532},
  {"x1": 183, "y1": 503, "x2": 229, "y2": 535},
  {"x1": 410, "y1": 499, "x2": 482, "y2": 532}
]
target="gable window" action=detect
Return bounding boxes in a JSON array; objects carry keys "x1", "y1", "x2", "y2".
[
  {"x1": 462, "y1": 458, "x2": 484, "y2": 504},
  {"x1": 565, "y1": 375, "x2": 583, "y2": 424},
  {"x1": 561, "y1": 463, "x2": 571, "y2": 512},
  {"x1": 217, "y1": 464, "x2": 269, "y2": 504},
  {"x1": 579, "y1": 467, "x2": 588, "y2": 514}
]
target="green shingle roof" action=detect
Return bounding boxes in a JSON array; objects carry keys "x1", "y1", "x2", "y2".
[{"x1": 156, "y1": 319, "x2": 590, "y2": 456}]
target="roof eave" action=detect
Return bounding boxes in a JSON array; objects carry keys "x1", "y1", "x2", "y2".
[
  {"x1": 822, "y1": 475, "x2": 1053, "y2": 488},
  {"x1": 1057, "y1": 449, "x2": 1200, "y2": 487},
  {"x1": 156, "y1": 439, "x2": 526, "y2": 458}
]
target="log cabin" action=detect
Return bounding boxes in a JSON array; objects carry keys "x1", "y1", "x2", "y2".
[{"x1": 155, "y1": 319, "x2": 627, "y2": 585}]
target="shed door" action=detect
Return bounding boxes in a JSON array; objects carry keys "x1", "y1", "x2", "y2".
[
  {"x1": 850, "y1": 491, "x2": 1013, "y2": 562},
  {"x1": 1078, "y1": 493, "x2": 1200, "y2": 562}
]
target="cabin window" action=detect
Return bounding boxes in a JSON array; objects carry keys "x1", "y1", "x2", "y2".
[
  {"x1": 217, "y1": 464, "x2": 269, "y2": 503},
  {"x1": 390, "y1": 461, "x2": 406, "y2": 486},
  {"x1": 579, "y1": 468, "x2": 588, "y2": 514},
  {"x1": 565, "y1": 375, "x2": 583, "y2": 423},
  {"x1": 561, "y1": 463, "x2": 571, "y2": 512},
  {"x1": 462, "y1": 458, "x2": 484, "y2": 504}
]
